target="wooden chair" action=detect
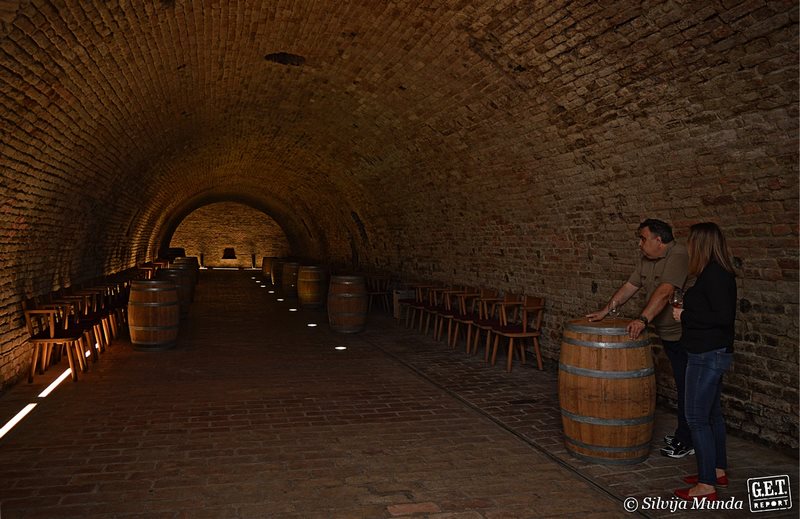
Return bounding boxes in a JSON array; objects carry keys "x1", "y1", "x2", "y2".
[
  {"x1": 49, "y1": 291, "x2": 104, "y2": 362},
  {"x1": 425, "y1": 286, "x2": 464, "y2": 337},
  {"x1": 137, "y1": 263, "x2": 158, "y2": 280},
  {"x1": 490, "y1": 295, "x2": 545, "y2": 372},
  {"x1": 72, "y1": 279, "x2": 124, "y2": 350},
  {"x1": 396, "y1": 292, "x2": 414, "y2": 325},
  {"x1": 101, "y1": 281, "x2": 122, "y2": 340},
  {"x1": 106, "y1": 276, "x2": 130, "y2": 332},
  {"x1": 434, "y1": 287, "x2": 471, "y2": 346},
  {"x1": 403, "y1": 284, "x2": 434, "y2": 330},
  {"x1": 420, "y1": 287, "x2": 442, "y2": 336},
  {"x1": 73, "y1": 287, "x2": 114, "y2": 351},
  {"x1": 471, "y1": 291, "x2": 517, "y2": 360},
  {"x1": 24, "y1": 302, "x2": 88, "y2": 382},
  {"x1": 450, "y1": 288, "x2": 490, "y2": 352},
  {"x1": 366, "y1": 275, "x2": 391, "y2": 313},
  {"x1": 392, "y1": 284, "x2": 416, "y2": 324}
]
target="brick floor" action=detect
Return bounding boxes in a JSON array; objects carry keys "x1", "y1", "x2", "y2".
[{"x1": 0, "y1": 270, "x2": 796, "y2": 518}]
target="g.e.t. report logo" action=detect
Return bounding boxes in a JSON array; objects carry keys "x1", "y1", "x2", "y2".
[{"x1": 747, "y1": 475, "x2": 792, "y2": 513}]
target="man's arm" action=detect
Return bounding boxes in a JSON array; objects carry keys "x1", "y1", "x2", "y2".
[
  {"x1": 626, "y1": 282, "x2": 675, "y2": 338},
  {"x1": 587, "y1": 282, "x2": 640, "y2": 321}
]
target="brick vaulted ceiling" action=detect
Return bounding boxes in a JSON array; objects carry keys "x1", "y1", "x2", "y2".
[
  {"x1": 1, "y1": 0, "x2": 799, "y2": 436},
  {"x1": 2, "y1": 0, "x2": 794, "y2": 279}
]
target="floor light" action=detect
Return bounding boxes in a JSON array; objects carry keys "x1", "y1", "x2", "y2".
[
  {"x1": 0, "y1": 403, "x2": 38, "y2": 440},
  {"x1": 38, "y1": 369, "x2": 72, "y2": 398}
]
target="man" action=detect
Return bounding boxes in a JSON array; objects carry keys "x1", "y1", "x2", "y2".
[{"x1": 586, "y1": 218, "x2": 692, "y2": 458}]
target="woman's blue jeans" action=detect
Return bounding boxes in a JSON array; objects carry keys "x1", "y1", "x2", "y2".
[{"x1": 685, "y1": 348, "x2": 733, "y2": 486}]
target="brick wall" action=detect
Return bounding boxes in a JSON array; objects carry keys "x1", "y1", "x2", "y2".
[
  {"x1": 170, "y1": 202, "x2": 291, "y2": 268},
  {"x1": 0, "y1": 1, "x2": 796, "y2": 447}
]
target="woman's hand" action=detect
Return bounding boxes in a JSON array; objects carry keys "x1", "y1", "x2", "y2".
[{"x1": 672, "y1": 307, "x2": 683, "y2": 321}]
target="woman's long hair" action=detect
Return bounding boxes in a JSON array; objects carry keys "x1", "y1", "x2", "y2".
[{"x1": 687, "y1": 222, "x2": 735, "y2": 276}]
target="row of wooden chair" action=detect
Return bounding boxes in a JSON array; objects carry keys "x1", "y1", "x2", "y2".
[
  {"x1": 398, "y1": 285, "x2": 544, "y2": 372},
  {"x1": 23, "y1": 276, "x2": 130, "y2": 383},
  {"x1": 365, "y1": 274, "x2": 393, "y2": 313}
]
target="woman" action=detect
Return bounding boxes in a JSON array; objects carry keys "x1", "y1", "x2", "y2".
[{"x1": 672, "y1": 222, "x2": 737, "y2": 501}]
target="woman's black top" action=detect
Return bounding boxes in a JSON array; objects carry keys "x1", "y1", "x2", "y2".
[{"x1": 681, "y1": 261, "x2": 737, "y2": 353}]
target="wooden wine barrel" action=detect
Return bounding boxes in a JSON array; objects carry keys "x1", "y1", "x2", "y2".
[
  {"x1": 297, "y1": 266, "x2": 327, "y2": 308},
  {"x1": 271, "y1": 259, "x2": 285, "y2": 287},
  {"x1": 261, "y1": 257, "x2": 276, "y2": 278},
  {"x1": 172, "y1": 256, "x2": 200, "y2": 285},
  {"x1": 327, "y1": 275, "x2": 368, "y2": 333},
  {"x1": 127, "y1": 280, "x2": 180, "y2": 351},
  {"x1": 558, "y1": 318, "x2": 655, "y2": 464},
  {"x1": 281, "y1": 262, "x2": 300, "y2": 297},
  {"x1": 157, "y1": 268, "x2": 193, "y2": 319},
  {"x1": 169, "y1": 261, "x2": 198, "y2": 300}
]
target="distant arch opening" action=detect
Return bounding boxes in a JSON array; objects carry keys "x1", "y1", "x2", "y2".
[{"x1": 171, "y1": 202, "x2": 291, "y2": 268}]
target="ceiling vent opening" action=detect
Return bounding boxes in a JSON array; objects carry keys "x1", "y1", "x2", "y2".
[{"x1": 264, "y1": 52, "x2": 305, "y2": 66}]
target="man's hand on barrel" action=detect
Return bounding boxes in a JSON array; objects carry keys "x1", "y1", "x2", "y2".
[
  {"x1": 627, "y1": 318, "x2": 646, "y2": 339},
  {"x1": 586, "y1": 307, "x2": 608, "y2": 322},
  {"x1": 588, "y1": 283, "x2": 639, "y2": 322}
]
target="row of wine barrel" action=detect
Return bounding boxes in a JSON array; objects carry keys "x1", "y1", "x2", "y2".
[
  {"x1": 132, "y1": 257, "x2": 655, "y2": 465},
  {"x1": 260, "y1": 258, "x2": 328, "y2": 308},
  {"x1": 260, "y1": 256, "x2": 368, "y2": 334},
  {"x1": 127, "y1": 256, "x2": 200, "y2": 351}
]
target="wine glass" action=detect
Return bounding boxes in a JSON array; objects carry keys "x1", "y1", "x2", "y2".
[
  {"x1": 607, "y1": 300, "x2": 620, "y2": 319},
  {"x1": 670, "y1": 288, "x2": 684, "y2": 308}
]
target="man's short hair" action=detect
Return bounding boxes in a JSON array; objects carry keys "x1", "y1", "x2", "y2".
[{"x1": 639, "y1": 218, "x2": 674, "y2": 243}]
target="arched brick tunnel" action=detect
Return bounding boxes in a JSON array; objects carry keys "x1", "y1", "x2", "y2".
[{"x1": 0, "y1": 2, "x2": 797, "y2": 448}]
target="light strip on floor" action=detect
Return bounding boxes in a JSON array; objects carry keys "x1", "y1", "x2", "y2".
[
  {"x1": 37, "y1": 369, "x2": 72, "y2": 398},
  {"x1": 0, "y1": 403, "x2": 38, "y2": 440}
]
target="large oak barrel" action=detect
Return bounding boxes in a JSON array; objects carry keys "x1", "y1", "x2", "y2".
[
  {"x1": 127, "y1": 280, "x2": 180, "y2": 351},
  {"x1": 172, "y1": 256, "x2": 200, "y2": 285},
  {"x1": 281, "y1": 262, "x2": 300, "y2": 297},
  {"x1": 157, "y1": 268, "x2": 193, "y2": 319},
  {"x1": 271, "y1": 259, "x2": 285, "y2": 287},
  {"x1": 558, "y1": 318, "x2": 655, "y2": 464},
  {"x1": 297, "y1": 266, "x2": 327, "y2": 308},
  {"x1": 327, "y1": 275, "x2": 368, "y2": 333},
  {"x1": 168, "y1": 262, "x2": 198, "y2": 302},
  {"x1": 261, "y1": 257, "x2": 276, "y2": 278}
]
